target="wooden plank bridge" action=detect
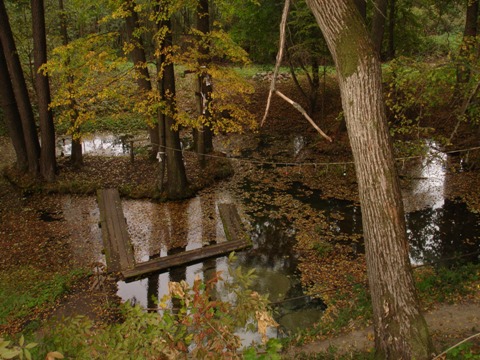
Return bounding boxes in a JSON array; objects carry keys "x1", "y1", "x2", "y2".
[{"x1": 97, "y1": 189, "x2": 250, "y2": 280}]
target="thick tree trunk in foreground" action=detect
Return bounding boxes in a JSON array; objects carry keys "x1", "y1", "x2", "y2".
[
  {"x1": 32, "y1": 0, "x2": 56, "y2": 181},
  {"x1": 124, "y1": 0, "x2": 159, "y2": 156},
  {"x1": 0, "y1": 43, "x2": 28, "y2": 170},
  {"x1": 305, "y1": 1, "x2": 433, "y2": 358},
  {"x1": 0, "y1": 0, "x2": 40, "y2": 175}
]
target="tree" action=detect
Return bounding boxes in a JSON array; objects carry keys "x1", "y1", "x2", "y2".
[
  {"x1": 32, "y1": 0, "x2": 57, "y2": 181},
  {"x1": 353, "y1": 0, "x2": 366, "y2": 19},
  {"x1": 0, "y1": 0, "x2": 40, "y2": 176},
  {"x1": 457, "y1": 0, "x2": 478, "y2": 84},
  {"x1": 371, "y1": 0, "x2": 388, "y2": 56},
  {"x1": 286, "y1": 0, "x2": 329, "y2": 117},
  {"x1": 157, "y1": 7, "x2": 188, "y2": 200},
  {"x1": 123, "y1": 0, "x2": 160, "y2": 157},
  {"x1": 225, "y1": 0, "x2": 282, "y2": 64},
  {"x1": 193, "y1": 0, "x2": 214, "y2": 167},
  {"x1": 304, "y1": 0, "x2": 433, "y2": 358},
  {"x1": 0, "y1": 42, "x2": 28, "y2": 171}
]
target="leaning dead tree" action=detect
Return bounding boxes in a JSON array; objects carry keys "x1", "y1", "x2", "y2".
[{"x1": 261, "y1": 0, "x2": 332, "y2": 143}]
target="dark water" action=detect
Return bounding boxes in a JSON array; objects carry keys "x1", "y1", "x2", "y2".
[
  {"x1": 87, "y1": 134, "x2": 477, "y2": 337},
  {"x1": 287, "y1": 180, "x2": 480, "y2": 266}
]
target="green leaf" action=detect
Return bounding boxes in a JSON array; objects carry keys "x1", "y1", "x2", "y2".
[
  {"x1": 0, "y1": 348, "x2": 21, "y2": 359},
  {"x1": 24, "y1": 348, "x2": 32, "y2": 360},
  {"x1": 47, "y1": 351, "x2": 64, "y2": 360},
  {"x1": 25, "y1": 342, "x2": 38, "y2": 349}
]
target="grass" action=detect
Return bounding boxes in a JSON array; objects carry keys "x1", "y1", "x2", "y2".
[
  {"x1": 415, "y1": 262, "x2": 480, "y2": 307},
  {"x1": 295, "y1": 262, "x2": 479, "y2": 342},
  {"x1": 0, "y1": 266, "x2": 87, "y2": 330}
]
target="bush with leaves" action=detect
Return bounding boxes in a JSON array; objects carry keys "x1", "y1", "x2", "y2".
[
  {"x1": 383, "y1": 57, "x2": 454, "y2": 154},
  {"x1": 38, "y1": 254, "x2": 279, "y2": 359}
]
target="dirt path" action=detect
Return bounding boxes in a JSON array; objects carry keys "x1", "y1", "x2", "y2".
[{"x1": 287, "y1": 297, "x2": 480, "y2": 357}]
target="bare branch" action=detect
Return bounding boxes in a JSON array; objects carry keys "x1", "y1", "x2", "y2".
[
  {"x1": 275, "y1": 90, "x2": 332, "y2": 142},
  {"x1": 261, "y1": 0, "x2": 290, "y2": 125},
  {"x1": 261, "y1": 0, "x2": 332, "y2": 143}
]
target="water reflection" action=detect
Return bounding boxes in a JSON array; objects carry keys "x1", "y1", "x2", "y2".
[
  {"x1": 408, "y1": 199, "x2": 480, "y2": 265},
  {"x1": 63, "y1": 134, "x2": 478, "y2": 339},
  {"x1": 56, "y1": 133, "x2": 148, "y2": 157},
  {"x1": 402, "y1": 142, "x2": 447, "y2": 212}
]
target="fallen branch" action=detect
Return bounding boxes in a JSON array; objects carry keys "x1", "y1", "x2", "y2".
[
  {"x1": 432, "y1": 332, "x2": 480, "y2": 360},
  {"x1": 275, "y1": 90, "x2": 332, "y2": 142},
  {"x1": 261, "y1": 0, "x2": 290, "y2": 126},
  {"x1": 261, "y1": 0, "x2": 332, "y2": 143}
]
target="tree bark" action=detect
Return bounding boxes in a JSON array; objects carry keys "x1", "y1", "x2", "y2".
[
  {"x1": 0, "y1": 0, "x2": 40, "y2": 175},
  {"x1": 58, "y1": 0, "x2": 69, "y2": 45},
  {"x1": 0, "y1": 42, "x2": 28, "y2": 171},
  {"x1": 305, "y1": 1, "x2": 433, "y2": 358},
  {"x1": 159, "y1": 15, "x2": 188, "y2": 200},
  {"x1": 353, "y1": 0, "x2": 366, "y2": 20},
  {"x1": 457, "y1": 0, "x2": 478, "y2": 84},
  {"x1": 195, "y1": 0, "x2": 213, "y2": 167},
  {"x1": 32, "y1": 0, "x2": 56, "y2": 181},
  {"x1": 371, "y1": 0, "x2": 387, "y2": 57},
  {"x1": 124, "y1": 0, "x2": 159, "y2": 157},
  {"x1": 386, "y1": 0, "x2": 395, "y2": 60}
]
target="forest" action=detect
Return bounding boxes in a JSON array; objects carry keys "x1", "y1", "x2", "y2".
[{"x1": 0, "y1": 0, "x2": 479, "y2": 359}]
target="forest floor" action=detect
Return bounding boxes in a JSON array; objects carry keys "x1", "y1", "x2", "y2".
[{"x1": 1, "y1": 77, "x2": 479, "y2": 358}]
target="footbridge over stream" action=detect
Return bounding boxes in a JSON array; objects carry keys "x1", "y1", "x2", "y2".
[{"x1": 96, "y1": 188, "x2": 251, "y2": 280}]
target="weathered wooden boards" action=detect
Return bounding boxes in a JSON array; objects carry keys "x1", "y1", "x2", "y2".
[
  {"x1": 97, "y1": 189, "x2": 135, "y2": 273},
  {"x1": 122, "y1": 238, "x2": 249, "y2": 279},
  {"x1": 97, "y1": 189, "x2": 250, "y2": 279}
]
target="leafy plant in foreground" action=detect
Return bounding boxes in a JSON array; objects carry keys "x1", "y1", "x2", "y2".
[
  {"x1": 0, "y1": 335, "x2": 38, "y2": 360},
  {"x1": 39, "y1": 253, "x2": 280, "y2": 359}
]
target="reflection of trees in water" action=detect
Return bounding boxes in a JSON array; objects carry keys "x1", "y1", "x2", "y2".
[
  {"x1": 145, "y1": 195, "x2": 222, "y2": 308},
  {"x1": 240, "y1": 218, "x2": 298, "y2": 274},
  {"x1": 407, "y1": 199, "x2": 480, "y2": 265}
]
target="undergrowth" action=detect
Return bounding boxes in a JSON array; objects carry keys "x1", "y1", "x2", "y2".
[{"x1": 0, "y1": 267, "x2": 87, "y2": 331}]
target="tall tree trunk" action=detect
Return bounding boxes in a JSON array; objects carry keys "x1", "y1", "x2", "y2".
[
  {"x1": 0, "y1": 42, "x2": 28, "y2": 171},
  {"x1": 305, "y1": 1, "x2": 433, "y2": 358},
  {"x1": 353, "y1": 0, "x2": 366, "y2": 20},
  {"x1": 0, "y1": 0, "x2": 40, "y2": 176},
  {"x1": 159, "y1": 16, "x2": 188, "y2": 200},
  {"x1": 32, "y1": 0, "x2": 56, "y2": 181},
  {"x1": 58, "y1": 0, "x2": 82, "y2": 167},
  {"x1": 371, "y1": 0, "x2": 387, "y2": 57},
  {"x1": 156, "y1": 58, "x2": 167, "y2": 192},
  {"x1": 309, "y1": 57, "x2": 320, "y2": 115},
  {"x1": 457, "y1": 0, "x2": 479, "y2": 84},
  {"x1": 386, "y1": 0, "x2": 396, "y2": 60},
  {"x1": 195, "y1": 0, "x2": 213, "y2": 168},
  {"x1": 124, "y1": 0, "x2": 159, "y2": 157},
  {"x1": 58, "y1": 0, "x2": 69, "y2": 45}
]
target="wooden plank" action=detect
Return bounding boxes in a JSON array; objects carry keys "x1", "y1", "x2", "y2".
[
  {"x1": 97, "y1": 189, "x2": 135, "y2": 273},
  {"x1": 123, "y1": 238, "x2": 250, "y2": 279},
  {"x1": 218, "y1": 203, "x2": 246, "y2": 242}
]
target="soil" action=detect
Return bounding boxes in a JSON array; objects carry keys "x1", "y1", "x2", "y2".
[{"x1": 0, "y1": 77, "x2": 479, "y2": 358}]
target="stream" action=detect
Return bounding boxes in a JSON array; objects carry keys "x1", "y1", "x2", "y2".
[{"x1": 56, "y1": 134, "x2": 480, "y2": 343}]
